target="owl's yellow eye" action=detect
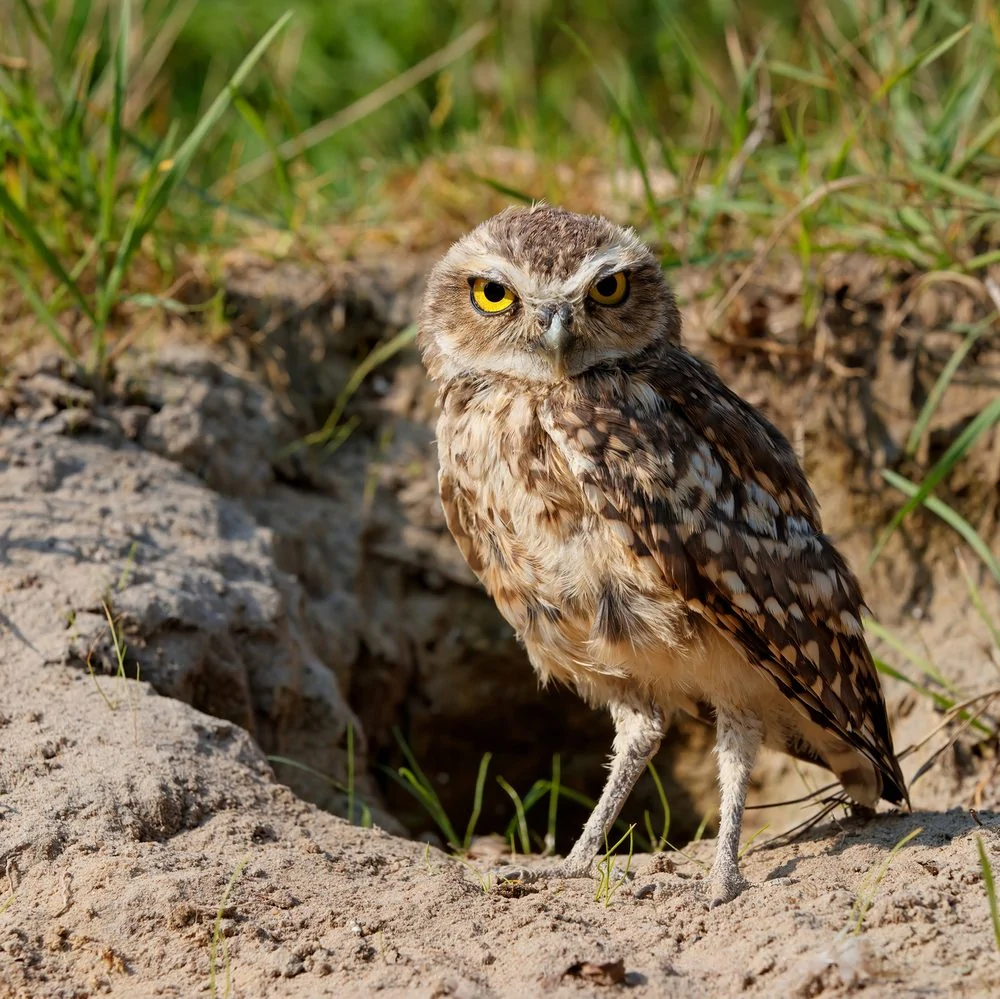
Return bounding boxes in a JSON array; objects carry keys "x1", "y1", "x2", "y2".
[
  {"x1": 588, "y1": 271, "x2": 629, "y2": 306},
  {"x1": 471, "y1": 277, "x2": 517, "y2": 315}
]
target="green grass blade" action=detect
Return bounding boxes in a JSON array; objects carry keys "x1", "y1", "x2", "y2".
[
  {"x1": 880, "y1": 469, "x2": 1000, "y2": 583},
  {"x1": 266, "y1": 755, "x2": 348, "y2": 793},
  {"x1": 233, "y1": 95, "x2": 294, "y2": 218},
  {"x1": 92, "y1": 0, "x2": 130, "y2": 368},
  {"x1": 905, "y1": 318, "x2": 991, "y2": 456},
  {"x1": 909, "y1": 160, "x2": 1000, "y2": 211},
  {"x1": 388, "y1": 727, "x2": 462, "y2": 848},
  {"x1": 871, "y1": 397, "x2": 1000, "y2": 564},
  {"x1": 14, "y1": 0, "x2": 50, "y2": 47},
  {"x1": 103, "y1": 11, "x2": 293, "y2": 314},
  {"x1": 392, "y1": 727, "x2": 435, "y2": 797},
  {"x1": 957, "y1": 555, "x2": 1000, "y2": 657},
  {"x1": 297, "y1": 323, "x2": 418, "y2": 452},
  {"x1": 852, "y1": 827, "x2": 922, "y2": 933},
  {"x1": 503, "y1": 779, "x2": 548, "y2": 849},
  {"x1": 693, "y1": 809, "x2": 713, "y2": 843},
  {"x1": 873, "y1": 25, "x2": 971, "y2": 101},
  {"x1": 462, "y1": 752, "x2": 492, "y2": 851},
  {"x1": 965, "y1": 249, "x2": 1000, "y2": 271},
  {"x1": 8, "y1": 264, "x2": 77, "y2": 362},
  {"x1": 872, "y1": 657, "x2": 951, "y2": 709},
  {"x1": 873, "y1": 658, "x2": 994, "y2": 735},
  {"x1": 346, "y1": 723, "x2": 357, "y2": 825},
  {"x1": 209, "y1": 857, "x2": 248, "y2": 999},
  {"x1": 469, "y1": 173, "x2": 536, "y2": 204},
  {"x1": 976, "y1": 836, "x2": 1000, "y2": 953},
  {"x1": 152, "y1": 10, "x2": 294, "y2": 203},
  {"x1": 767, "y1": 61, "x2": 833, "y2": 89},
  {"x1": 951, "y1": 113, "x2": 1000, "y2": 176},
  {"x1": 645, "y1": 760, "x2": 670, "y2": 852},
  {"x1": 383, "y1": 766, "x2": 459, "y2": 847},
  {"x1": 866, "y1": 618, "x2": 957, "y2": 693},
  {"x1": 559, "y1": 22, "x2": 660, "y2": 234},
  {"x1": 497, "y1": 776, "x2": 530, "y2": 855},
  {"x1": 0, "y1": 185, "x2": 97, "y2": 323},
  {"x1": 99, "y1": 0, "x2": 128, "y2": 259},
  {"x1": 547, "y1": 754, "x2": 560, "y2": 853}
]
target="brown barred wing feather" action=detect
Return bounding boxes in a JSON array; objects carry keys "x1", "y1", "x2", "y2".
[{"x1": 542, "y1": 351, "x2": 908, "y2": 807}]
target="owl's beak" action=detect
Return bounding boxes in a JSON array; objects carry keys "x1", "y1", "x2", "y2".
[{"x1": 539, "y1": 310, "x2": 573, "y2": 378}]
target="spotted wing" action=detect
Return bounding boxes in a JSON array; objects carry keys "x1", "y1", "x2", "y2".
[{"x1": 542, "y1": 350, "x2": 907, "y2": 805}]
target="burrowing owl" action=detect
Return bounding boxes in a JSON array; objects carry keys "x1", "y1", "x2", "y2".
[{"x1": 418, "y1": 205, "x2": 907, "y2": 905}]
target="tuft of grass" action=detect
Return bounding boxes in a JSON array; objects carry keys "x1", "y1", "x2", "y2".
[
  {"x1": 500, "y1": 755, "x2": 563, "y2": 856},
  {"x1": 976, "y1": 835, "x2": 1000, "y2": 954},
  {"x1": 455, "y1": 856, "x2": 494, "y2": 895},
  {"x1": 85, "y1": 601, "x2": 140, "y2": 740},
  {"x1": 871, "y1": 397, "x2": 1000, "y2": 569},
  {"x1": 594, "y1": 823, "x2": 635, "y2": 908},
  {"x1": 851, "y1": 826, "x2": 923, "y2": 934},
  {"x1": 498, "y1": 755, "x2": 671, "y2": 858},
  {"x1": 385, "y1": 728, "x2": 490, "y2": 853},
  {"x1": 1, "y1": 6, "x2": 293, "y2": 375},
  {"x1": 209, "y1": 856, "x2": 249, "y2": 999}
]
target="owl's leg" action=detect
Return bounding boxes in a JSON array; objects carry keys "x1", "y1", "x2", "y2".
[
  {"x1": 708, "y1": 707, "x2": 762, "y2": 907},
  {"x1": 561, "y1": 701, "x2": 666, "y2": 875},
  {"x1": 495, "y1": 701, "x2": 664, "y2": 883}
]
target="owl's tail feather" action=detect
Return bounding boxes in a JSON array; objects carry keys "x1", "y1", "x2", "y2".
[{"x1": 827, "y1": 741, "x2": 909, "y2": 811}]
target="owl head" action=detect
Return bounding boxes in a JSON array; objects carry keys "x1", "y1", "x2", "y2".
[{"x1": 419, "y1": 205, "x2": 681, "y2": 384}]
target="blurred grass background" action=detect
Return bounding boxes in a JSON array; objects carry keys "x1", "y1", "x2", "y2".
[{"x1": 3, "y1": 0, "x2": 1000, "y2": 309}]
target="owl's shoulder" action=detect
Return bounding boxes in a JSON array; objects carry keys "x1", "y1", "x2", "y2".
[{"x1": 545, "y1": 345, "x2": 821, "y2": 526}]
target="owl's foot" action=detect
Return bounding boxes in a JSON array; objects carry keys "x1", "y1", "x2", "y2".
[
  {"x1": 493, "y1": 857, "x2": 591, "y2": 885},
  {"x1": 494, "y1": 854, "x2": 635, "y2": 887},
  {"x1": 708, "y1": 708, "x2": 761, "y2": 908},
  {"x1": 707, "y1": 862, "x2": 749, "y2": 908}
]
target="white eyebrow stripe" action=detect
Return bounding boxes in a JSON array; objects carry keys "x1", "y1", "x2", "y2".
[
  {"x1": 461, "y1": 254, "x2": 534, "y2": 289},
  {"x1": 582, "y1": 247, "x2": 630, "y2": 276}
]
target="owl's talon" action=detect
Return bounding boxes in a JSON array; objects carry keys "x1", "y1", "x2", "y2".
[
  {"x1": 494, "y1": 864, "x2": 544, "y2": 884},
  {"x1": 708, "y1": 867, "x2": 749, "y2": 908},
  {"x1": 492, "y1": 859, "x2": 597, "y2": 885}
]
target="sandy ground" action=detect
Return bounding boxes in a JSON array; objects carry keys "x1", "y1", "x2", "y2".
[
  {"x1": 2, "y1": 650, "x2": 999, "y2": 998},
  {"x1": 3, "y1": 247, "x2": 1000, "y2": 996}
]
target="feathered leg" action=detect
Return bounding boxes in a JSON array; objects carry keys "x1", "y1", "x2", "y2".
[
  {"x1": 709, "y1": 707, "x2": 762, "y2": 907},
  {"x1": 561, "y1": 702, "x2": 665, "y2": 874},
  {"x1": 497, "y1": 702, "x2": 664, "y2": 882}
]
